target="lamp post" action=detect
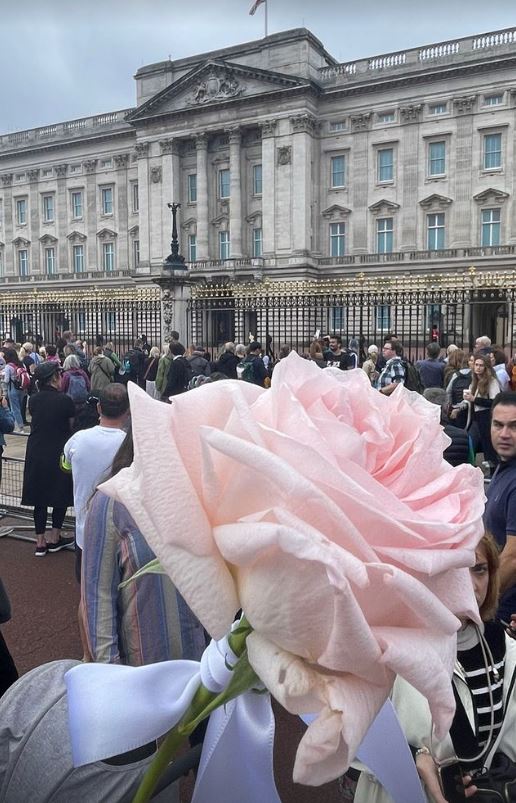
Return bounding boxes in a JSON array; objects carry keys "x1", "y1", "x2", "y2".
[{"x1": 163, "y1": 202, "x2": 188, "y2": 271}]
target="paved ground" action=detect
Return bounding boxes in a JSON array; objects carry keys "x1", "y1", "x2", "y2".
[{"x1": 1, "y1": 527, "x2": 342, "y2": 802}]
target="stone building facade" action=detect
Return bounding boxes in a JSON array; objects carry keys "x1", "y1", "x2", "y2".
[{"x1": 2, "y1": 27, "x2": 516, "y2": 354}]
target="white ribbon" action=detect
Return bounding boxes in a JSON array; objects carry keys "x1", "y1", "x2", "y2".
[{"x1": 66, "y1": 641, "x2": 424, "y2": 803}]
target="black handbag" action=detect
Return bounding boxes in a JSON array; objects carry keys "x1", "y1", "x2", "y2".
[{"x1": 470, "y1": 753, "x2": 516, "y2": 802}]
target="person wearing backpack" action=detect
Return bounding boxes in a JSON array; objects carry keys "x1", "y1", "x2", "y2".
[
  {"x1": 88, "y1": 346, "x2": 115, "y2": 393},
  {"x1": 376, "y1": 339, "x2": 406, "y2": 396},
  {"x1": 61, "y1": 355, "x2": 90, "y2": 413},
  {"x1": 120, "y1": 339, "x2": 146, "y2": 388},
  {"x1": 446, "y1": 350, "x2": 472, "y2": 430},
  {"x1": 237, "y1": 342, "x2": 268, "y2": 387},
  {"x1": 2, "y1": 347, "x2": 29, "y2": 433}
]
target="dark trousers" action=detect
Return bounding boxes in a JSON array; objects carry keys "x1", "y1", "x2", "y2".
[
  {"x1": 33, "y1": 506, "x2": 67, "y2": 535},
  {"x1": 0, "y1": 630, "x2": 18, "y2": 698}
]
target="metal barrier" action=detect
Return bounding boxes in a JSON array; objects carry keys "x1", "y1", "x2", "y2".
[{"x1": 0, "y1": 456, "x2": 74, "y2": 539}]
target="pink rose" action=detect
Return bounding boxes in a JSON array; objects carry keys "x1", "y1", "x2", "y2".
[{"x1": 101, "y1": 353, "x2": 485, "y2": 785}]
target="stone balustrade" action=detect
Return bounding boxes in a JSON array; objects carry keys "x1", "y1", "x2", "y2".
[
  {"x1": 0, "y1": 109, "x2": 134, "y2": 151},
  {"x1": 319, "y1": 26, "x2": 516, "y2": 82}
]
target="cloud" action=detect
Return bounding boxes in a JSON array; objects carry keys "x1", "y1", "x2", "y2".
[{"x1": 1, "y1": 0, "x2": 516, "y2": 130}]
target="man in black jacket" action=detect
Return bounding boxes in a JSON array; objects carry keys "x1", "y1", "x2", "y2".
[{"x1": 162, "y1": 343, "x2": 189, "y2": 400}]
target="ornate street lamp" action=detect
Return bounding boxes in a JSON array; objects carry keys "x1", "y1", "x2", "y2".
[{"x1": 163, "y1": 202, "x2": 188, "y2": 271}]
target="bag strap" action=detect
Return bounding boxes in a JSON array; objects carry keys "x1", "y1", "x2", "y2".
[{"x1": 143, "y1": 358, "x2": 156, "y2": 381}]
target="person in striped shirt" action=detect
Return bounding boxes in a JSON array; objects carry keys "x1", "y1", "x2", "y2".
[
  {"x1": 354, "y1": 533, "x2": 516, "y2": 803},
  {"x1": 81, "y1": 430, "x2": 206, "y2": 666}
]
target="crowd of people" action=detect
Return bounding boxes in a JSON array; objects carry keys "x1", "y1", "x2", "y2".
[{"x1": 1, "y1": 327, "x2": 516, "y2": 800}]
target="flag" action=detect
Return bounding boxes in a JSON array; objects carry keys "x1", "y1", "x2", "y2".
[{"x1": 249, "y1": 0, "x2": 265, "y2": 15}]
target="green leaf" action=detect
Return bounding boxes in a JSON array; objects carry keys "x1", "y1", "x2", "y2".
[{"x1": 118, "y1": 558, "x2": 166, "y2": 589}]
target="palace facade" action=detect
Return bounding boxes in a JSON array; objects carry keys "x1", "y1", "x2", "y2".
[{"x1": 2, "y1": 26, "x2": 516, "y2": 355}]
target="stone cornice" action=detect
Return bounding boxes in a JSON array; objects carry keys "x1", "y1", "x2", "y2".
[{"x1": 0, "y1": 129, "x2": 135, "y2": 162}]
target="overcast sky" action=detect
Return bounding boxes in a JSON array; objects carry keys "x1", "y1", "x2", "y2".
[{"x1": 2, "y1": 0, "x2": 516, "y2": 132}]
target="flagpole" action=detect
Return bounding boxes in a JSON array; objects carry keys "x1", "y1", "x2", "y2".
[{"x1": 265, "y1": 0, "x2": 268, "y2": 37}]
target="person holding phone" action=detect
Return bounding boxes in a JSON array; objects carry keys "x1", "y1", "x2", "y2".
[{"x1": 354, "y1": 533, "x2": 516, "y2": 802}]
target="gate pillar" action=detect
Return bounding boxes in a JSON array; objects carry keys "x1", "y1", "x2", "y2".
[{"x1": 152, "y1": 273, "x2": 192, "y2": 346}]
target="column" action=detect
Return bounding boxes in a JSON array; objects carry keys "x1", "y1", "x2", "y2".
[
  {"x1": 114, "y1": 154, "x2": 129, "y2": 270},
  {"x1": 290, "y1": 115, "x2": 316, "y2": 253},
  {"x1": 350, "y1": 113, "x2": 372, "y2": 253},
  {"x1": 227, "y1": 127, "x2": 242, "y2": 258},
  {"x1": 28, "y1": 169, "x2": 41, "y2": 274},
  {"x1": 135, "y1": 142, "x2": 150, "y2": 270},
  {"x1": 83, "y1": 159, "x2": 98, "y2": 271},
  {"x1": 55, "y1": 164, "x2": 68, "y2": 273},
  {"x1": 260, "y1": 120, "x2": 277, "y2": 256},
  {"x1": 399, "y1": 106, "x2": 423, "y2": 251},
  {"x1": 195, "y1": 133, "x2": 209, "y2": 260},
  {"x1": 160, "y1": 139, "x2": 181, "y2": 258},
  {"x1": 1, "y1": 174, "x2": 13, "y2": 275}
]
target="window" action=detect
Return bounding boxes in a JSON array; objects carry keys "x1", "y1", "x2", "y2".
[
  {"x1": 253, "y1": 228, "x2": 262, "y2": 258},
  {"x1": 329, "y1": 222, "x2": 346, "y2": 257},
  {"x1": 377, "y1": 218, "x2": 394, "y2": 253},
  {"x1": 45, "y1": 247, "x2": 56, "y2": 275},
  {"x1": 329, "y1": 121, "x2": 347, "y2": 131},
  {"x1": 69, "y1": 164, "x2": 81, "y2": 174},
  {"x1": 18, "y1": 249, "x2": 28, "y2": 276},
  {"x1": 100, "y1": 158, "x2": 113, "y2": 168},
  {"x1": 427, "y1": 213, "x2": 445, "y2": 250},
  {"x1": 187, "y1": 174, "x2": 197, "y2": 203},
  {"x1": 219, "y1": 230, "x2": 230, "y2": 260},
  {"x1": 377, "y1": 148, "x2": 394, "y2": 183},
  {"x1": 16, "y1": 198, "x2": 27, "y2": 225},
  {"x1": 73, "y1": 244, "x2": 84, "y2": 273},
  {"x1": 71, "y1": 191, "x2": 83, "y2": 219},
  {"x1": 484, "y1": 94, "x2": 503, "y2": 106},
  {"x1": 429, "y1": 103, "x2": 447, "y2": 115},
  {"x1": 101, "y1": 186, "x2": 113, "y2": 215},
  {"x1": 188, "y1": 234, "x2": 197, "y2": 262},
  {"x1": 378, "y1": 111, "x2": 395, "y2": 123},
  {"x1": 42, "y1": 168, "x2": 53, "y2": 177},
  {"x1": 133, "y1": 239, "x2": 140, "y2": 267},
  {"x1": 484, "y1": 133, "x2": 502, "y2": 170},
  {"x1": 106, "y1": 311, "x2": 116, "y2": 331},
  {"x1": 330, "y1": 155, "x2": 346, "y2": 188},
  {"x1": 481, "y1": 208, "x2": 501, "y2": 246},
  {"x1": 103, "y1": 242, "x2": 115, "y2": 272},
  {"x1": 428, "y1": 141, "x2": 446, "y2": 176},
  {"x1": 218, "y1": 169, "x2": 230, "y2": 199},
  {"x1": 0, "y1": 250, "x2": 4, "y2": 277},
  {"x1": 131, "y1": 182, "x2": 139, "y2": 213},
  {"x1": 330, "y1": 307, "x2": 345, "y2": 331},
  {"x1": 42, "y1": 195, "x2": 54, "y2": 223},
  {"x1": 376, "y1": 304, "x2": 391, "y2": 330},
  {"x1": 253, "y1": 164, "x2": 262, "y2": 195}
]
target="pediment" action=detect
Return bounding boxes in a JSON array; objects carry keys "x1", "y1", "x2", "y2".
[
  {"x1": 369, "y1": 199, "x2": 400, "y2": 215},
  {"x1": 96, "y1": 228, "x2": 118, "y2": 239},
  {"x1": 39, "y1": 234, "x2": 58, "y2": 244},
  {"x1": 246, "y1": 211, "x2": 262, "y2": 224},
  {"x1": 321, "y1": 204, "x2": 352, "y2": 219},
  {"x1": 67, "y1": 230, "x2": 87, "y2": 242},
  {"x1": 181, "y1": 217, "x2": 197, "y2": 230},
  {"x1": 128, "y1": 225, "x2": 139, "y2": 236},
  {"x1": 419, "y1": 193, "x2": 453, "y2": 209},
  {"x1": 211, "y1": 213, "x2": 229, "y2": 228},
  {"x1": 473, "y1": 188, "x2": 510, "y2": 204},
  {"x1": 12, "y1": 237, "x2": 30, "y2": 247},
  {"x1": 127, "y1": 60, "x2": 308, "y2": 121}
]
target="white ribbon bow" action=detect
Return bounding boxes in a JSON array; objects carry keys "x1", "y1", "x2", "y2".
[{"x1": 65, "y1": 638, "x2": 425, "y2": 803}]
